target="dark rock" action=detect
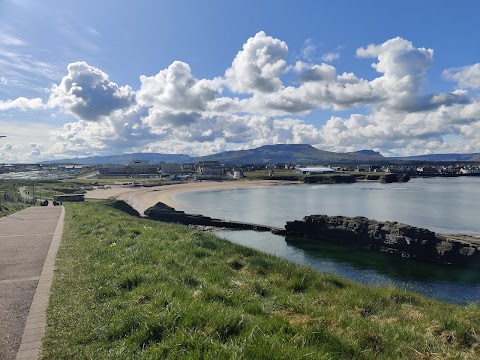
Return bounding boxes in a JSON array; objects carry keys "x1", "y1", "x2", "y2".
[
  {"x1": 304, "y1": 175, "x2": 356, "y2": 184},
  {"x1": 379, "y1": 173, "x2": 411, "y2": 183},
  {"x1": 284, "y1": 215, "x2": 480, "y2": 266},
  {"x1": 397, "y1": 173, "x2": 410, "y2": 182},
  {"x1": 109, "y1": 200, "x2": 141, "y2": 217},
  {"x1": 144, "y1": 202, "x2": 276, "y2": 231}
]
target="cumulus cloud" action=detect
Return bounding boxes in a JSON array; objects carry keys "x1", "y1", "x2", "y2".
[
  {"x1": 443, "y1": 63, "x2": 480, "y2": 89},
  {"x1": 0, "y1": 97, "x2": 44, "y2": 111},
  {"x1": 137, "y1": 61, "x2": 221, "y2": 115},
  {"x1": 1, "y1": 143, "x2": 14, "y2": 151},
  {"x1": 225, "y1": 31, "x2": 288, "y2": 93},
  {"x1": 49, "y1": 105, "x2": 154, "y2": 157},
  {"x1": 356, "y1": 37, "x2": 435, "y2": 111},
  {"x1": 295, "y1": 62, "x2": 337, "y2": 82},
  {"x1": 49, "y1": 61, "x2": 135, "y2": 121},
  {"x1": 6, "y1": 32, "x2": 480, "y2": 161}
]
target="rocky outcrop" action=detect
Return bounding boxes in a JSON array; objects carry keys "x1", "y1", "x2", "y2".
[
  {"x1": 304, "y1": 174, "x2": 356, "y2": 184},
  {"x1": 144, "y1": 202, "x2": 276, "y2": 231},
  {"x1": 379, "y1": 173, "x2": 410, "y2": 183},
  {"x1": 109, "y1": 200, "x2": 141, "y2": 217},
  {"x1": 284, "y1": 215, "x2": 480, "y2": 266}
]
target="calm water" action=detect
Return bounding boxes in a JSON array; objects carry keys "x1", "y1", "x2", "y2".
[{"x1": 174, "y1": 177, "x2": 480, "y2": 304}]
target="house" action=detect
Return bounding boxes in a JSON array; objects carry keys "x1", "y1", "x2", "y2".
[
  {"x1": 129, "y1": 160, "x2": 158, "y2": 176},
  {"x1": 160, "y1": 163, "x2": 182, "y2": 176},
  {"x1": 417, "y1": 166, "x2": 437, "y2": 174},
  {"x1": 99, "y1": 164, "x2": 129, "y2": 175},
  {"x1": 232, "y1": 170, "x2": 244, "y2": 179},
  {"x1": 295, "y1": 167, "x2": 335, "y2": 175}
]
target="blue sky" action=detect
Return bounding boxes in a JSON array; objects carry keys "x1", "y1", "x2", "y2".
[{"x1": 1, "y1": 0, "x2": 480, "y2": 162}]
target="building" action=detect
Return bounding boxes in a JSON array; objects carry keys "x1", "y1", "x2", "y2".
[
  {"x1": 160, "y1": 163, "x2": 182, "y2": 175},
  {"x1": 196, "y1": 161, "x2": 224, "y2": 176},
  {"x1": 460, "y1": 168, "x2": 480, "y2": 175},
  {"x1": 416, "y1": 166, "x2": 437, "y2": 174},
  {"x1": 295, "y1": 167, "x2": 335, "y2": 175},
  {"x1": 129, "y1": 160, "x2": 158, "y2": 176},
  {"x1": 99, "y1": 165, "x2": 129, "y2": 175},
  {"x1": 232, "y1": 170, "x2": 244, "y2": 179}
]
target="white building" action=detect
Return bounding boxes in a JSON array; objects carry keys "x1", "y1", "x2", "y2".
[{"x1": 295, "y1": 167, "x2": 335, "y2": 175}]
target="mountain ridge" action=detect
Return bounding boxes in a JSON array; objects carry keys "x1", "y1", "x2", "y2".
[{"x1": 39, "y1": 144, "x2": 480, "y2": 165}]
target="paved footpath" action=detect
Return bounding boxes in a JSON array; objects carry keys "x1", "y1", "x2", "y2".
[{"x1": 0, "y1": 206, "x2": 64, "y2": 360}]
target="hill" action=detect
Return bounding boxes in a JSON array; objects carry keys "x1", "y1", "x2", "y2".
[
  {"x1": 40, "y1": 144, "x2": 480, "y2": 165},
  {"x1": 41, "y1": 201, "x2": 480, "y2": 359},
  {"x1": 394, "y1": 153, "x2": 480, "y2": 162},
  {"x1": 42, "y1": 144, "x2": 385, "y2": 165},
  {"x1": 198, "y1": 144, "x2": 384, "y2": 164},
  {"x1": 41, "y1": 153, "x2": 193, "y2": 165}
]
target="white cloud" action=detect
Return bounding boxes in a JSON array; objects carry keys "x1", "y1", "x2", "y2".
[
  {"x1": 0, "y1": 31, "x2": 61, "y2": 81},
  {"x1": 300, "y1": 39, "x2": 316, "y2": 61},
  {"x1": 225, "y1": 31, "x2": 288, "y2": 93},
  {"x1": 321, "y1": 51, "x2": 340, "y2": 63},
  {"x1": 295, "y1": 62, "x2": 337, "y2": 82},
  {"x1": 49, "y1": 61, "x2": 135, "y2": 121},
  {"x1": 137, "y1": 61, "x2": 221, "y2": 112},
  {"x1": 0, "y1": 97, "x2": 44, "y2": 111},
  {"x1": 0, "y1": 32, "x2": 25, "y2": 46},
  {"x1": 29, "y1": 142, "x2": 43, "y2": 158},
  {"x1": 443, "y1": 63, "x2": 480, "y2": 89},
  {"x1": 1, "y1": 142, "x2": 14, "y2": 151},
  {"x1": 5, "y1": 32, "x2": 480, "y2": 161}
]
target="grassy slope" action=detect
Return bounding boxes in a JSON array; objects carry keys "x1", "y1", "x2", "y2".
[
  {"x1": 0, "y1": 201, "x2": 28, "y2": 218},
  {"x1": 42, "y1": 201, "x2": 480, "y2": 359},
  {"x1": 0, "y1": 181, "x2": 28, "y2": 217}
]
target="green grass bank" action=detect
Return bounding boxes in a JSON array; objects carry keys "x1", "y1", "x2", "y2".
[
  {"x1": 42, "y1": 201, "x2": 480, "y2": 359},
  {"x1": 0, "y1": 181, "x2": 28, "y2": 217}
]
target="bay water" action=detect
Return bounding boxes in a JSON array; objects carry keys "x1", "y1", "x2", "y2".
[{"x1": 174, "y1": 177, "x2": 480, "y2": 304}]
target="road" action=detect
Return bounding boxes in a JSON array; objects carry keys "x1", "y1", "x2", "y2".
[{"x1": 0, "y1": 206, "x2": 63, "y2": 360}]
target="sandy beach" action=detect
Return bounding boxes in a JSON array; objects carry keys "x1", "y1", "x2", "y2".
[{"x1": 85, "y1": 180, "x2": 297, "y2": 215}]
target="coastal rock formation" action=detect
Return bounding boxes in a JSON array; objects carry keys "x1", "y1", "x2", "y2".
[
  {"x1": 284, "y1": 215, "x2": 480, "y2": 266},
  {"x1": 144, "y1": 202, "x2": 275, "y2": 231},
  {"x1": 109, "y1": 200, "x2": 140, "y2": 217},
  {"x1": 379, "y1": 173, "x2": 410, "y2": 183},
  {"x1": 303, "y1": 174, "x2": 356, "y2": 184}
]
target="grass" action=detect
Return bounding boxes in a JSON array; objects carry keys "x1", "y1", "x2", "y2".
[
  {"x1": 42, "y1": 201, "x2": 480, "y2": 359},
  {"x1": 0, "y1": 180, "x2": 28, "y2": 217}
]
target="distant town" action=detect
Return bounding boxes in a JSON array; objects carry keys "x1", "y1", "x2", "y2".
[{"x1": 1, "y1": 159, "x2": 480, "y2": 182}]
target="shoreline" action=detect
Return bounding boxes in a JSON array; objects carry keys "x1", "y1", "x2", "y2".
[{"x1": 85, "y1": 180, "x2": 299, "y2": 215}]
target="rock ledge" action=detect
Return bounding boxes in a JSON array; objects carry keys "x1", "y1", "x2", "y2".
[{"x1": 284, "y1": 215, "x2": 480, "y2": 266}]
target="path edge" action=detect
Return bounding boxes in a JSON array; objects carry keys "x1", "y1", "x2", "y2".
[{"x1": 16, "y1": 206, "x2": 65, "y2": 360}]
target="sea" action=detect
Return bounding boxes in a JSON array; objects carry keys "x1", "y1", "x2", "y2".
[{"x1": 174, "y1": 177, "x2": 480, "y2": 304}]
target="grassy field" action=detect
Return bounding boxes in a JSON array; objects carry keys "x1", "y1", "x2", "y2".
[
  {"x1": 0, "y1": 180, "x2": 28, "y2": 217},
  {"x1": 42, "y1": 201, "x2": 480, "y2": 359}
]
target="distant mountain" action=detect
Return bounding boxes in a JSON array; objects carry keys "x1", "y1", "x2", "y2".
[
  {"x1": 41, "y1": 144, "x2": 385, "y2": 165},
  {"x1": 351, "y1": 149, "x2": 383, "y2": 157},
  {"x1": 393, "y1": 153, "x2": 480, "y2": 162},
  {"x1": 41, "y1": 153, "x2": 193, "y2": 165},
  {"x1": 40, "y1": 144, "x2": 480, "y2": 166},
  {"x1": 198, "y1": 144, "x2": 384, "y2": 164}
]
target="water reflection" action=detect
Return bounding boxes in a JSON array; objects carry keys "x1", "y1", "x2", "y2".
[{"x1": 216, "y1": 229, "x2": 480, "y2": 305}]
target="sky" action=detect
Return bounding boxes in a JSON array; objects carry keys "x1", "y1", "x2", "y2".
[{"x1": 1, "y1": 0, "x2": 480, "y2": 163}]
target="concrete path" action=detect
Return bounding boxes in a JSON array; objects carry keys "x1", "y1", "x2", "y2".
[{"x1": 0, "y1": 206, "x2": 64, "y2": 360}]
